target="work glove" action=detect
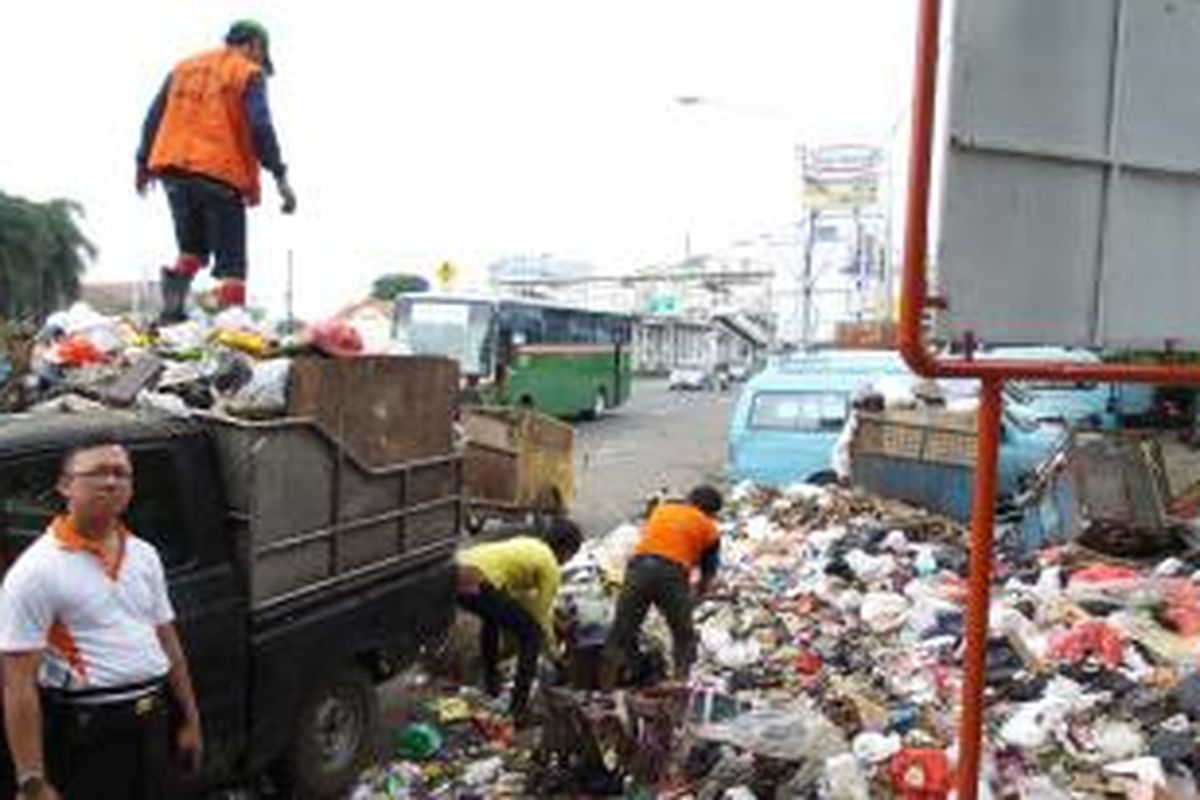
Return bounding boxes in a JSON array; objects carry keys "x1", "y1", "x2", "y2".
[{"x1": 276, "y1": 175, "x2": 297, "y2": 214}]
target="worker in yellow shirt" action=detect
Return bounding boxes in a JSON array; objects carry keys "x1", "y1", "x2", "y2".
[{"x1": 456, "y1": 518, "x2": 583, "y2": 718}]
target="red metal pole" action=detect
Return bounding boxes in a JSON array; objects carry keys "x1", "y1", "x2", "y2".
[
  {"x1": 956, "y1": 378, "x2": 1003, "y2": 800},
  {"x1": 898, "y1": 0, "x2": 942, "y2": 378}
]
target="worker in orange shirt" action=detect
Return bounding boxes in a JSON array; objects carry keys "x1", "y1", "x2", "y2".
[
  {"x1": 599, "y1": 485, "x2": 723, "y2": 689},
  {"x1": 136, "y1": 20, "x2": 297, "y2": 323}
]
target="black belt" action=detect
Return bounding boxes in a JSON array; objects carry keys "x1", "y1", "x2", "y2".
[{"x1": 43, "y1": 676, "x2": 166, "y2": 708}]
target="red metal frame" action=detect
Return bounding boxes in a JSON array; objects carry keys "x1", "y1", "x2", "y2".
[{"x1": 900, "y1": 1, "x2": 1200, "y2": 796}]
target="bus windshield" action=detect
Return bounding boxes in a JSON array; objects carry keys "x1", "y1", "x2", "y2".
[{"x1": 397, "y1": 298, "x2": 495, "y2": 377}]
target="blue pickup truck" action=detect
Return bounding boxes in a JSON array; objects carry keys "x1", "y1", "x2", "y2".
[{"x1": 726, "y1": 349, "x2": 1073, "y2": 501}]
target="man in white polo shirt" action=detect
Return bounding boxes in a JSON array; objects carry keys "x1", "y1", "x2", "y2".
[{"x1": 0, "y1": 441, "x2": 202, "y2": 800}]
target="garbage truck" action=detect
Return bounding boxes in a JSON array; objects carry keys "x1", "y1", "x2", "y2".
[{"x1": 0, "y1": 356, "x2": 463, "y2": 798}]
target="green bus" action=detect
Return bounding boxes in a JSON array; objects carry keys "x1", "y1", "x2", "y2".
[{"x1": 394, "y1": 293, "x2": 634, "y2": 418}]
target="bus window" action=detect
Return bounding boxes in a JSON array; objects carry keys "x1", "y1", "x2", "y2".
[
  {"x1": 544, "y1": 309, "x2": 570, "y2": 343},
  {"x1": 402, "y1": 299, "x2": 495, "y2": 376},
  {"x1": 505, "y1": 305, "x2": 543, "y2": 344},
  {"x1": 569, "y1": 314, "x2": 598, "y2": 344}
]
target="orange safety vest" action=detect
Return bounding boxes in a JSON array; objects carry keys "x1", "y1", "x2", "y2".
[
  {"x1": 633, "y1": 503, "x2": 719, "y2": 571},
  {"x1": 148, "y1": 47, "x2": 263, "y2": 205}
]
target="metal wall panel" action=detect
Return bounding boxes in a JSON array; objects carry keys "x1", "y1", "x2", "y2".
[
  {"x1": 1104, "y1": 172, "x2": 1200, "y2": 346},
  {"x1": 1120, "y1": 1, "x2": 1200, "y2": 171},
  {"x1": 951, "y1": 0, "x2": 1116, "y2": 157},
  {"x1": 937, "y1": 0, "x2": 1200, "y2": 349},
  {"x1": 939, "y1": 152, "x2": 1101, "y2": 345}
]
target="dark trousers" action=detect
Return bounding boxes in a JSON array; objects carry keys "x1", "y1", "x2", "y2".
[
  {"x1": 163, "y1": 172, "x2": 247, "y2": 279},
  {"x1": 604, "y1": 555, "x2": 696, "y2": 680},
  {"x1": 458, "y1": 584, "x2": 543, "y2": 714},
  {"x1": 44, "y1": 687, "x2": 171, "y2": 800}
]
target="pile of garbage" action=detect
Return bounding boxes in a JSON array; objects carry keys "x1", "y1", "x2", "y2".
[
  {"x1": 356, "y1": 479, "x2": 1200, "y2": 798},
  {"x1": 0, "y1": 302, "x2": 370, "y2": 417},
  {"x1": 351, "y1": 685, "x2": 534, "y2": 799}
]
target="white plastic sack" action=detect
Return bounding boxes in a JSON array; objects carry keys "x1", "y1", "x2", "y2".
[
  {"x1": 224, "y1": 359, "x2": 291, "y2": 417},
  {"x1": 859, "y1": 592, "x2": 910, "y2": 633},
  {"x1": 821, "y1": 752, "x2": 870, "y2": 800},
  {"x1": 851, "y1": 731, "x2": 901, "y2": 764}
]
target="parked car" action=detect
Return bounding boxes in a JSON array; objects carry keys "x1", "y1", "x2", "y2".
[
  {"x1": 668, "y1": 365, "x2": 711, "y2": 391},
  {"x1": 981, "y1": 347, "x2": 1115, "y2": 428},
  {"x1": 727, "y1": 363, "x2": 755, "y2": 382}
]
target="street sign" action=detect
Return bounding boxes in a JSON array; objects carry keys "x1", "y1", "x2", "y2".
[{"x1": 936, "y1": 0, "x2": 1200, "y2": 350}]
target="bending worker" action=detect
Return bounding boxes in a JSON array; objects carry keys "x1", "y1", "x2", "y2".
[
  {"x1": 600, "y1": 485, "x2": 723, "y2": 689},
  {"x1": 456, "y1": 519, "x2": 583, "y2": 720},
  {"x1": 136, "y1": 20, "x2": 297, "y2": 322}
]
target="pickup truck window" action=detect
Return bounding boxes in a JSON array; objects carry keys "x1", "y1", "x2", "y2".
[
  {"x1": 749, "y1": 391, "x2": 848, "y2": 432},
  {"x1": 0, "y1": 457, "x2": 59, "y2": 566},
  {"x1": 0, "y1": 449, "x2": 193, "y2": 572},
  {"x1": 124, "y1": 449, "x2": 193, "y2": 571}
]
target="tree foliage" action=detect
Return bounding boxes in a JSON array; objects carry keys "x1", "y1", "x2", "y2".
[
  {"x1": 370, "y1": 272, "x2": 430, "y2": 301},
  {"x1": 0, "y1": 191, "x2": 96, "y2": 322}
]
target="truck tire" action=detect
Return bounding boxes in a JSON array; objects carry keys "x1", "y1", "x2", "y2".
[{"x1": 281, "y1": 666, "x2": 379, "y2": 799}]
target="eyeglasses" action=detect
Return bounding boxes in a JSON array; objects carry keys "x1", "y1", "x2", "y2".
[{"x1": 69, "y1": 467, "x2": 134, "y2": 482}]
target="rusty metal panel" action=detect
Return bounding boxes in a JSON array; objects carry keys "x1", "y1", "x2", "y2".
[
  {"x1": 461, "y1": 407, "x2": 574, "y2": 512},
  {"x1": 288, "y1": 356, "x2": 459, "y2": 467},
  {"x1": 463, "y1": 444, "x2": 519, "y2": 505},
  {"x1": 207, "y1": 415, "x2": 460, "y2": 610},
  {"x1": 1068, "y1": 431, "x2": 1169, "y2": 531},
  {"x1": 406, "y1": 506, "x2": 460, "y2": 552}
]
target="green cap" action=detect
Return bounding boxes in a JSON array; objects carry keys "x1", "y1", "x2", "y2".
[{"x1": 226, "y1": 19, "x2": 273, "y2": 75}]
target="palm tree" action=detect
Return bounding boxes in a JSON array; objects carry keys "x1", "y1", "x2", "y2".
[{"x1": 0, "y1": 191, "x2": 96, "y2": 321}]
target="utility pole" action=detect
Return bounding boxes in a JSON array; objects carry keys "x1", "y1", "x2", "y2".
[
  {"x1": 285, "y1": 249, "x2": 295, "y2": 333},
  {"x1": 801, "y1": 208, "x2": 818, "y2": 348}
]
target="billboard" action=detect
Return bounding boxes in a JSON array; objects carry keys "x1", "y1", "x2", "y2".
[
  {"x1": 801, "y1": 144, "x2": 883, "y2": 211},
  {"x1": 936, "y1": 0, "x2": 1200, "y2": 350}
]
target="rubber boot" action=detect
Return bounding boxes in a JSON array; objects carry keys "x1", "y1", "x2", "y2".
[{"x1": 158, "y1": 268, "x2": 194, "y2": 324}]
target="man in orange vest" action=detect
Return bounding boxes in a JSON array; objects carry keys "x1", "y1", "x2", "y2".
[
  {"x1": 136, "y1": 20, "x2": 297, "y2": 323},
  {"x1": 599, "y1": 484, "x2": 723, "y2": 689}
]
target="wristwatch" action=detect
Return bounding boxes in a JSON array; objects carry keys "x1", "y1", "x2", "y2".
[{"x1": 18, "y1": 774, "x2": 46, "y2": 798}]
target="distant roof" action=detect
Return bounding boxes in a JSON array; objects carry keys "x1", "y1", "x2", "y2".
[
  {"x1": 714, "y1": 313, "x2": 770, "y2": 348},
  {"x1": 397, "y1": 291, "x2": 633, "y2": 318},
  {"x1": 334, "y1": 298, "x2": 392, "y2": 320},
  {"x1": 767, "y1": 349, "x2": 905, "y2": 375},
  {"x1": 79, "y1": 281, "x2": 160, "y2": 316}
]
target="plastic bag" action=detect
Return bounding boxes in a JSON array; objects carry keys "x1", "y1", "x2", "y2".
[
  {"x1": 223, "y1": 359, "x2": 291, "y2": 418},
  {"x1": 306, "y1": 318, "x2": 364, "y2": 358},
  {"x1": 852, "y1": 731, "x2": 901, "y2": 764},
  {"x1": 1163, "y1": 579, "x2": 1200, "y2": 636},
  {"x1": 888, "y1": 748, "x2": 951, "y2": 799},
  {"x1": 696, "y1": 705, "x2": 847, "y2": 763},
  {"x1": 821, "y1": 752, "x2": 870, "y2": 800},
  {"x1": 1047, "y1": 621, "x2": 1124, "y2": 668},
  {"x1": 860, "y1": 592, "x2": 910, "y2": 633},
  {"x1": 46, "y1": 335, "x2": 107, "y2": 367}
]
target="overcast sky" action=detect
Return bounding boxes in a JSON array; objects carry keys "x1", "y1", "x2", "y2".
[{"x1": 0, "y1": 1, "x2": 917, "y2": 317}]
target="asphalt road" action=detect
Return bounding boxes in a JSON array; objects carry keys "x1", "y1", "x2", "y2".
[{"x1": 570, "y1": 377, "x2": 737, "y2": 536}]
